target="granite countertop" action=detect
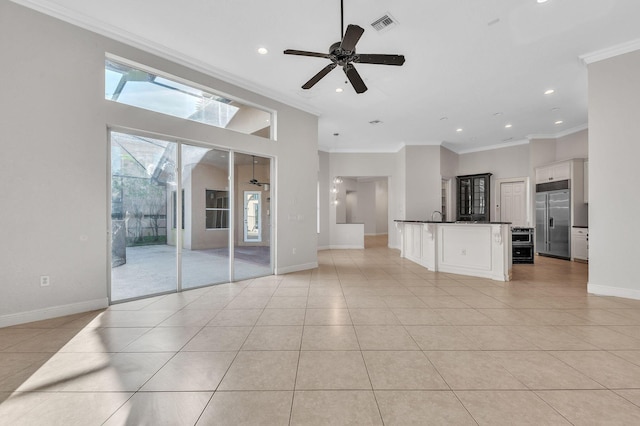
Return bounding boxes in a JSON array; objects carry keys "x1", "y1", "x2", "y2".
[{"x1": 394, "y1": 220, "x2": 512, "y2": 225}]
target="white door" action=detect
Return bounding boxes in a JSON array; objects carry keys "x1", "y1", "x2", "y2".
[
  {"x1": 244, "y1": 191, "x2": 261, "y2": 242},
  {"x1": 500, "y1": 181, "x2": 527, "y2": 227}
]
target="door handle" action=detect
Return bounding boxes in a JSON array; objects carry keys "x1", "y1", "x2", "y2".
[{"x1": 549, "y1": 217, "x2": 554, "y2": 228}]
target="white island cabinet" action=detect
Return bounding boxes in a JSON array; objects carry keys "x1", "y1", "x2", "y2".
[
  {"x1": 395, "y1": 221, "x2": 512, "y2": 281},
  {"x1": 571, "y1": 227, "x2": 589, "y2": 261}
]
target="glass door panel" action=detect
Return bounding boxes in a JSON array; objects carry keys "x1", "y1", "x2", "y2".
[
  {"x1": 110, "y1": 132, "x2": 177, "y2": 302},
  {"x1": 244, "y1": 191, "x2": 262, "y2": 242},
  {"x1": 234, "y1": 153, "x2": 272, "y2": 281},
  {"x1": 181, "y1": 145, "x2": 231, "y2": 289}
]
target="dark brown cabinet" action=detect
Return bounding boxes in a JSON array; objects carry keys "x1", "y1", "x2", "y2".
[{"x1": 456, "y1": 173, "x2": 491, "y2": 222}]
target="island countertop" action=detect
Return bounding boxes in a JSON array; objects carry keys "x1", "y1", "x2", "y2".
[{"x1": 394, "y1": 220, "x2": 512, "y2": 225}]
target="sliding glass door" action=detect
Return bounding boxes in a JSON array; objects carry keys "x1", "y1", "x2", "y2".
[
  {"x1": 181, "y1": 145, "x2": 231, "y2": 290},
  {"x1": 110, "y1": 132, "x2": 177, "y2": 301},
  {"x1": 233, "y1": 153, "x2": 272, "y2": 281},
  {"x1": 110, "y1": 131, "x2": 273, "y2": 302}
]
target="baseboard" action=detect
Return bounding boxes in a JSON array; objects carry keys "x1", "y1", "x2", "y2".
[
  {"x1": 364, "y1": 233, "x2": 389, "y2": 236},
  {"x1": 0, "y1": 298, "x2": 109, "y2": 328},
  {"x1": 588, "y1": 283, "x2": 640, "y2": 301},
  {"x1": 275, "y1": 262, "x2": 318, "y2": 275},
  {"x1": 317, "y1": 245, "x2": 331, "y2": 251}
]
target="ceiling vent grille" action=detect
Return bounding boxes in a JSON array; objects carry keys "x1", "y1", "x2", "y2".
[{"x1": 371, "y1": 14, "x2": 397, "y2": 32}]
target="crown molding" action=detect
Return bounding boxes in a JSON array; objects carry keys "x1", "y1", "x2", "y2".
[
  {"x1": 453, "y1": 138, "x2": 530, "y2": 155},
  {"x1": 528, "y1": 123, "x2": 588, "y2": 140},
  {"x1": 580, "y1": 38, "x2": 640, "y2": 65},
  {"x1": 322, "y1": 143, "x2": 406, "y2": 154},
  {"x1": 10, "y1": 0, "x2": 321, "y2": 117}
]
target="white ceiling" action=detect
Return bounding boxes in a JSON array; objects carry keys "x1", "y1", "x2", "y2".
[{"x1": 16, "y1": 0, "x2": 640, "y2": 153}]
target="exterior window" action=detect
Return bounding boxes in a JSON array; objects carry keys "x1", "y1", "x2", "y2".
[
  {"x1": 206, "y1": 190, "x2": 229, "y2": 229},
  {"x1": 105, "y1": 57, "x2": 274, "y2": 139}
]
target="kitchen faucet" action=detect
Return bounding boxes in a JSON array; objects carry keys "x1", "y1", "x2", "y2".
[{"x1": 431, "y1": 210, "x2": 442, "y2": 222}]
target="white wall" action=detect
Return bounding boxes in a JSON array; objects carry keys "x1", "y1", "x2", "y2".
[
  {"x1": 440, "y1": 146, "x2": 459, "y2": 179},
  {"x1": 357, "y1": 181, "x2": 376, "y2": 234},
  {"x1": 556, "y1": 129, "x2": 588, "y2": 161},
  {"x1": 587, "y1": 49, "x2": 640, "y2": 299},
  {"x1": 375, "y1": 180, "x2": 389, "y2": 234},
  {"x1": 317, "y1": 151, "x2": 331, "y2": 249},
  {"x1": 404, "y1": 146, "x2": 442, "y2": 220},
  {"x1": 0, "y1": 2, "x2": 318, "y2": 326},
  {"x1": 458, "y1": 144, "x2": 530, "y2": 221}
]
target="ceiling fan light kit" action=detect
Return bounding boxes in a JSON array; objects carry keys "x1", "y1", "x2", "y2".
[{"x1": 283, "y1": 0, "x2": 405, "y2": 94}]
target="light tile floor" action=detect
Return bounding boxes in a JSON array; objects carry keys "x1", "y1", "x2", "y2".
[{"x1": 4, "y1": 237, "x2": 640, "y2": 424}]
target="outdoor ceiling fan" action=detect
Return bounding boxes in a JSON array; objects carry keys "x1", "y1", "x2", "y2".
[
  {"x1": 248, "y1": 156, "x2": 268, "y2": 187},
  {"x1": 283, "y1": 0, "x2": 405, "y2": 94}
]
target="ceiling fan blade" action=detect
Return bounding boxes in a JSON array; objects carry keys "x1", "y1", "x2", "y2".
[
  {"x1": 355, "y1": 54, "x2": 406, "y2": 66},
  {"x1": 302, "y1": 63, "x2": 337, "y2": 89},
  {"x1": 340, "y1": 24, "x2": 364, "y2": 52},
  {"x1": 343, "y1": 63, "x2": 367, "y2": 94},
  {"x1": 284, "y1": 49, "x2": 331, "y2": 59}
]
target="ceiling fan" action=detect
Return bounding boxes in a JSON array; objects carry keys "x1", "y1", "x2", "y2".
[
  {"x1": 283, "y1": 0, "x2": 405, "y2": 94},
  {"x1": 248, "y1": 156, "x2": 268, "y2": 187}
]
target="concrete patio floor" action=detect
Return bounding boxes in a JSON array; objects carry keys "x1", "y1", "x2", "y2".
[{"x1": 111, "y1": 244, "x2": 271, "y2": 301}]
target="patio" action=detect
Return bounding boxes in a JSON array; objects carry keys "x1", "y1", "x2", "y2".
[{"x1": 111, "y1": 245, "x2": 271, "y2": 301}]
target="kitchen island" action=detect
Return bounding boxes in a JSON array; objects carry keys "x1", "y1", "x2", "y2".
[{"x1": 395, "y1": 220, "x2": 512, "y2": 281}]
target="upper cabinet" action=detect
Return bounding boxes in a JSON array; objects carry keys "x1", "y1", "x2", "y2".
[
  {"x1": 456, "y1": 173, "x2": 492, "y2": 222},
  {"x1": 535, "y1": 162, "x2": 571, "y2": 184}
]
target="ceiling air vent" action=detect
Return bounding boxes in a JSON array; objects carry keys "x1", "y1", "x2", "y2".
[
  {"x1": 369, "y1": 119, "x2": 383, "y2": 125},
  {"x1": 371, "y1": 13, "x2": 397, "y2": 32}
]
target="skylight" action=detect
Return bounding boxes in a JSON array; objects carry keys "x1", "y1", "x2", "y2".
[{"x1": 105, "y1": 58, "x2": 273, "y2": 137}]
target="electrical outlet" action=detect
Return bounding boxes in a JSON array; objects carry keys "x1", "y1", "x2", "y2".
[
  {"x1": 461, "y1": 249, "x2": 466, "y2": 256},
  {"x1": 40, "y1": 275, "x2": 50, "y2": 287}
]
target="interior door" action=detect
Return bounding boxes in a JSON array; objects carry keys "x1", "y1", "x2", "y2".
[{"x1": 500, "y1": 181, "x2": 527, "y2": 226}]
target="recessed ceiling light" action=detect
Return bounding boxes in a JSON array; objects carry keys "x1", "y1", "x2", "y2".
[
  {"x1": 555, "y1": 120, "x2": 564, "y2": 125},
  {"x1": 537, "y1": 0, "x2": 549, "y2": 3},
  {"x1": 505, "y1": 124, "x2": 513, "y2": 128},
  {"x1": 336, "y1": 88, "x2": 343, "y2": 93},
  {"x1": 456, "y1": 128, "x2": 463, "y2": 132},
  {"x1": 257, "y1": 47, "x2": 268, "y2": 55},
  {"x1": 544, "y1": 89, "x2": 555, "y2": 95}
]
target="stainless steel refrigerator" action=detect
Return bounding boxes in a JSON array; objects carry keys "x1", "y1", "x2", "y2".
[{"x1": 535, "y1": 189, "x2": 571, "y2": 259}]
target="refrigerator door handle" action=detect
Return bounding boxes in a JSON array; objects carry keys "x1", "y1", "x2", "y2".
[{"x1": 549, "y1": 217, "x2": 554, "y2": 229}]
